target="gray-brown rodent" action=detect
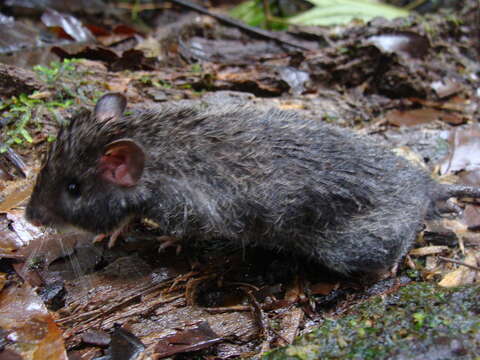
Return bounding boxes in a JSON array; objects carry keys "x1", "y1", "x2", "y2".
[{"x1": 25, "y1": 93, "x2": 480, "y2": 279}]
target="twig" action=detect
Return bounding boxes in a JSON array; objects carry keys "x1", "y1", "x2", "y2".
[
  {"x1": 438, "y1": 256, "x2": 480, "y2": 272},
  {"x1": 165, "y1": 0, "x2": 310, "y2": 51},
  {"x1": 2, "y1": 144, "x2": 27, "y2": 178},
  {"x1": 243, "y1": 289, "x2": 268, "y2": 338},
  {"x1": 262, "y1": 0, "x2": 273, "y2": 30}
]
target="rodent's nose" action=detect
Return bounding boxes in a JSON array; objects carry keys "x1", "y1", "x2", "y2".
[
  {"x1": 29, "y1": 219, "x2": 42, "y2": 227},
  {"x1": 25, "y1": 202, "x2": 47, "y2": 227}
]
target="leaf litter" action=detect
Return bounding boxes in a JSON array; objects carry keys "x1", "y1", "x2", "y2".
[{"x1": 0, "y1": 0, "x2": 480, "y2": 358}]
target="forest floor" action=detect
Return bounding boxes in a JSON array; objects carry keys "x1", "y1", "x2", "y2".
[{"x1": 0, "y1": 1, "x2": 479, "y2": 359}]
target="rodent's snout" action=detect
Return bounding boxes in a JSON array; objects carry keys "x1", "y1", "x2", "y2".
[
  {"x1": 25, "y1": 200, "x2": 52, "y2": 228},
  {"x1": 28, "y1": 218, "x2": 42, "y2": 227}
]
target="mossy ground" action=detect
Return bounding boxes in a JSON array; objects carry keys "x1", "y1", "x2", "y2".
[{"x1": 264, "y1": 283, "x2": 480, "y2": 360}]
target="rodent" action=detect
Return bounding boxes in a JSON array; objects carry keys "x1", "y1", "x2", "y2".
[{"x1": 25, "y1": 93, "x2": 480, "y2": 280}]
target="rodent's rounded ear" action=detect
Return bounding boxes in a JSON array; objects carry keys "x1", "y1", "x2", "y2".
[
  {"x1": 99, "y1": 139, "x2": 145, "y2": 187},
  {"x1": 94, "y1": 93, "x2": 127, "y2": 123}
]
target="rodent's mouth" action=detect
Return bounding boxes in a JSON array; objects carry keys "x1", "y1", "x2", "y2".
[
  {"x1": 26, "y1": 215, "x2": 68, "y2": 230},
  {"x1": 28, "y1": 219, "x2": 43, "y2": 227},
  {"x1": 25, "y1": 203, "x2": 69, "y2": 230}
]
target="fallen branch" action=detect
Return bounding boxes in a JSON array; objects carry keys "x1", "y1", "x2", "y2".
[
  {"x1": 166, "y1": 0, "x2": 310, "y2": 51},
  {"x1": 438, "y1": 256, "x2": 480, "y2": 272}
]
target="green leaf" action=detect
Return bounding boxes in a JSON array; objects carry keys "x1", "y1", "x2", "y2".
[
  {"x1": 230, "y1": 0, "x2": 288, "y2": 30},
  {"x1": 19, "y1": 128, "x2": 33, "y2": 142},
  {"x1": 289, "y1": 0, "x2": 409, "y2": 26}
]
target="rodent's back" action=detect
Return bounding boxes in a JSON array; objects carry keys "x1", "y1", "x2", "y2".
[{"x1": 128, "y1": 104, "x2": 434, "y2": 255}]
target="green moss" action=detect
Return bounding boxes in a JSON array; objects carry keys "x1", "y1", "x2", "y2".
[
  {"x1": 0, "y1": 59, "x2": 107, "y2": 151},
  {"x1": 190, "y1": 63, "x2": 203, "y2": 73},
  {"x1": 264, "y1": 283, "x2": 480, "y2": 359},
  {"x1": 33, "y1": 59, "x2": 81, "y2": 84},
  {"x1": 0, "y1": 92, "x2": 72, "y2": 152}
]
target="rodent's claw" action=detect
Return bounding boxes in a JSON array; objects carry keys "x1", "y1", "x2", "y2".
[
  {"x1": 92, "y1": 225, "x2": 128, "y2": 248},
  {"x1": 93, "y1": 233, "x2": 107, "y2": 243},
  {"x1": 108, "y1": 227, "x2": 125, "y2": 248},
  {"x1": 157, "y1": 236, "x2": 182, "y2": 255}
]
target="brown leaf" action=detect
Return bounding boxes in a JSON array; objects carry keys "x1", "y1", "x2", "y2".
[
  {"x1": 462, "y1": 204, "x2": 480, "y2": 230},
  {"x1": 367, "y1": 32, "x2": 430, "y2": 59},
  {"x1": 439, "y1": 124, "x2": 480, "y2": 179},
  {"x1": 152, "y1": 322, "x2": 222, "y2": 359},
  {"x1": 409, "y1": 246, "x2": 449, "y2": 256},
  {"x1": 438, "y1": 250, "x2": 478, "y2": 287},
  {"x1": 310, "y1": 282, "x2": 337, "y2": 296},
  {"x1": 385, "y1": 108, "x2": 465, "y2": 127},
  {"x1": 274, "y1": 308, "x2": 303, "y2": 346},
  {"x1": 431, "y1": 79, "x2": 463, "y2": 98},
  {"x1": 0, "y1": 282, "x2": 67, "y2": 359}
]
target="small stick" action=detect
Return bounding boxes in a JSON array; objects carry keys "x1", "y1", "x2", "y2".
[
  {"x1": 166, "y1": 0, "x2": 310, "y2": 51},
  {"x1": 2, "y1": 145, "x2": 27, "y2": 178},
  {"x1": 438, "y1": 256, "x2": 480, "y2": 272},
  {"x1": 262, "y1": 0, "x2": 273, "y2": 30},
  {"x1": 242, "y1": 288, "x2": 268, "y2": 338}
]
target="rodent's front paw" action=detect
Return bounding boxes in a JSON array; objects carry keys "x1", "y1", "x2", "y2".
[
  {"x1": 157, "y1": 235, "x2": 182, "y2": 255},
  {"x1": 92, "y1": 223, "x2": 130, "y2": 248}
]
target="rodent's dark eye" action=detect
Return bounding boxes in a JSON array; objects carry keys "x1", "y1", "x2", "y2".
[{"x1": 67, "y1": 182, "x2": 81, "y2": 197}]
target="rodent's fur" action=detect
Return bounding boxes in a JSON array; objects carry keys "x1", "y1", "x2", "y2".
[{"x1": 26, "y1": 93, "x2": 478, "y2": 279}]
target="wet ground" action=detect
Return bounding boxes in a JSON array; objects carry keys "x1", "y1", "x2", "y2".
[{"x1": 0, "y1": 0, "x2": 479, "y2": 359}]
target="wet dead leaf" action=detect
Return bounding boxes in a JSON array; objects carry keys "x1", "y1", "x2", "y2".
[
  {"x1": 310, "y1": 282, "x2": 337, "y2": 296},
  {"x1": 0, "y1": 184, "x2": 33, "y2": 213},
  {"x1": 439, "y1": 124, "x2": 480, "y2": 182},
  {"x1": 106, "y1": 76, "x2": 131, "y2": 93},
  {"x1": 108, "y1": 326, "x2": 145, "y2": 360},
  {"x1": 215, "y1": 67, "x2": 288, "y2": 96},
  {"x1": 81, "y1": 329, "x2": 111, "y2": 347},
  {"x1": 180, "y1": 37, "x2": 286, "y2": 64},
  {"x1": 275, "y1": 307, "x2": 303, "y2": 347},
  {"x1": 367, "y1": 32, "x2": 430, "y2": 59},
  {"x1": 278, "y1": 66, "x2": 310, "y2": 95},
  {"x1": 52, "y1": 46, "x2": 156, "y2": 72},
  {"x1": 385, "y1": 108, "x2": 465, "y2": 127},
  {"x1": 462, "y1": 205, "x2": 480, "y2": 231},
  {"x1": 0, "y1": 209, "x2": 43, "y2": 257},
  {"x1": 438, "y1": 250, "x2": 478, "y2": 287},
  {"x1": 0, "y1": 273, "x2": 7, "y2": 292},
  {"x1": 6, "y1": 210, "x2": 44, "y2": 244},
  {"x1": 89, "y1": 24, "x2": 139, "y2": 47},
  {"x1": 431, "y1": 79, "x2": 463, "y2": 99},
  {"x1": 409, "y1": 246, "x2": 449, "y2": 256},
  {"x1": 151, "y1": 322, "x2": 222, "y2": 359},
  {"x1": 0, "y1": 282, "x2": 67, "y2": 360},
  {"x1": 41, "y1": 9, "x2": 94, "y2": 42},
  {"x1": 0, "y1": 20, "x2": 38, "y2": 56},
  {"x1": 284, "y1": 276, "x2": 301, "y2": 302},
  {"x1": 425, "y1": 255, "x2": 439, "y2": 271},
  {"x1": 408, "y1": 95, "x2": 471, "y2": 112},
  {"x1": 437, "y1": 124, "x2": 480, "y2": 228}
]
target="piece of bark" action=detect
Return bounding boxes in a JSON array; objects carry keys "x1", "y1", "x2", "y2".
[{"x1": 0, "y1": 63, "x2": 43, "y2": 97}]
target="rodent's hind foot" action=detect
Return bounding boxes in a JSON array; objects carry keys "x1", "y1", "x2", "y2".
[
  {"x1": 437, "y1": 199, "x2": 463, "y2": 217},
  {"x1": 157, "y1": 235, "x2": 182, "y2": 255},
  {"x1": 352, "y1": 263, "x2": 398, "y2": 285}
]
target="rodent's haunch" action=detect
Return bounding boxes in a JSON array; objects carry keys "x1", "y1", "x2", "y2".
[{"x1": 25, "y1": 93, "x2": 480, "y2": 279}]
